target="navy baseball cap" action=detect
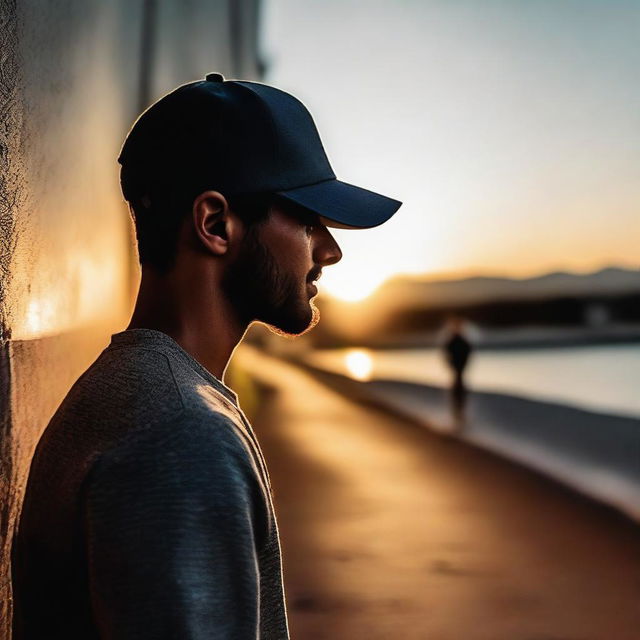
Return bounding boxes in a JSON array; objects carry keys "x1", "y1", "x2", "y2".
[{"x1": 118, "y1": 72, "x2": 401, "y2": 229}]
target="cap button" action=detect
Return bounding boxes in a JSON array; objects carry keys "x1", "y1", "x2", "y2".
[{"x1": 205, "y1": 72, "x2": 225, "y2": 82}]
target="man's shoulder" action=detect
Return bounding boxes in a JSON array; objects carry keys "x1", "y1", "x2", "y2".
[
  {"x1": 82, "y1": 342, "x2": 240, "y2": 425},
  {"x1": 49, "y1": 342, "x2": 249, "y2": 447},
  {"x1": 26, "y1": 346, "x2": 183, "y2": 489},
  {"x1": 57, "y1": 342, "x2": 252, "y2": 464},
  {"x1": 72, "y1": 343, "x2": 185, "y2": 416}
]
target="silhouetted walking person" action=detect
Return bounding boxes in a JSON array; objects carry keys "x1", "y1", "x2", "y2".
[{"x1": 443, "y1": 317, "x2": 472, "y2": 424}]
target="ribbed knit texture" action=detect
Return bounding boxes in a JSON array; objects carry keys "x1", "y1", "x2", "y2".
[{"x1": 12, "y1": 329, "x2": 290, "y2": 639}]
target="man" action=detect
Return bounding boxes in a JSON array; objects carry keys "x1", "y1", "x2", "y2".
[{"x1": 12, "y1": 73, "x2": 401, "y2": 639}]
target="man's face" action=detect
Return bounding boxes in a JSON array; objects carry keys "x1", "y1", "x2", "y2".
[{"x1": 222, "y1": 200, "x2": 343, "y2": 337}]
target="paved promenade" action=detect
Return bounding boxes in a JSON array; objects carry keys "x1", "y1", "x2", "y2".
[{"x1": 237, "y1": 346, "x2": 640, "y2": 640}]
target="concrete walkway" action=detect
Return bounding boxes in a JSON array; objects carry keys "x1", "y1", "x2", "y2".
[
  {"x1": 294, "y1": 364, "x2": 640, "y2": 521},
  {"x1": 237, "y1": 346, "x2": 640, "y2": 640}
]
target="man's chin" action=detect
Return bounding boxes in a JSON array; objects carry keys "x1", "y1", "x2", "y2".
[{"x1": 261, "y1": 301, "x2": 320, "y2": 339}]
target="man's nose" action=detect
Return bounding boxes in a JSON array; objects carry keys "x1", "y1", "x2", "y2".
[{"x1": 313, "y1": 227, "x2": 343, "y2": 267}]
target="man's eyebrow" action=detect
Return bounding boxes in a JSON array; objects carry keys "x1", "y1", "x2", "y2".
[{"x1": 302, "y1": 210, "x2": 320, "y2": 225}]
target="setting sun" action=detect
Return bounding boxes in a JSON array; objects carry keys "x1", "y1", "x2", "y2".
[{"x1": 320, "y1": 268, "x2": 390, "y2": 302}]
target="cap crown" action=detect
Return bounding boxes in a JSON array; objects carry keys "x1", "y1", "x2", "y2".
[{"x1": 119, "y1": 76, "x2": 335, "y2": 200}]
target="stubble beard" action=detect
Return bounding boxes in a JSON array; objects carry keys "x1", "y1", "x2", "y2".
[{"x1": 221, "y1": 225, "x2": 320, "y2": 338}]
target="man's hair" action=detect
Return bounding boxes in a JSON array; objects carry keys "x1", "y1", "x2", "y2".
[{"x1": 122, "y1": 169, "x2": 273, "y2": 273}]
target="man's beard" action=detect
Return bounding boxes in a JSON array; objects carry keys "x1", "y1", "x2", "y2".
[{"x1": 221, "y1": 224, "x2": 320, "y2": 337}]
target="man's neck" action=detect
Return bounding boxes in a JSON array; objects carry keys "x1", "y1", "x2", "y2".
[{"x1": 127, "y1": 266, "x2": 248, "y2": 381}]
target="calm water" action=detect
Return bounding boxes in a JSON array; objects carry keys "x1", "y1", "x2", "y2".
[{"x1": 308, "y1": 343, "x2": 640, "y2": 419}]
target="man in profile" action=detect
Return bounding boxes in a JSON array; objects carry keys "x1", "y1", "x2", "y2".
[{"x1": 12, "y1": 73, "x2": 401, "y2": 639}]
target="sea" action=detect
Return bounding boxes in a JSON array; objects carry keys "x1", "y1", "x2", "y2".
[{"x1": 308, "y1": 342, "x2": 640, "y2": 419}]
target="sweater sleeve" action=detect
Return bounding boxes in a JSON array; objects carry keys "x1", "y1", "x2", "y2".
[{"x1": 82, "y1": 416, "x2": 267, "y2": 640}]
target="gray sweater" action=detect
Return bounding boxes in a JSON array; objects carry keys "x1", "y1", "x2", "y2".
[{"x1": 12, "y1": 329, "x2": 290, "y2": 639}]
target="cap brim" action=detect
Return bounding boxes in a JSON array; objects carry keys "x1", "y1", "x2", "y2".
[{"x1": 276, "y1": 179, "x2": 402, "y2": 229}]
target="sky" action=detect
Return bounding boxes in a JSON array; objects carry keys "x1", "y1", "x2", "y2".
[{"x1": 260, "y1": 0, "x2": 640, "y2": 301}]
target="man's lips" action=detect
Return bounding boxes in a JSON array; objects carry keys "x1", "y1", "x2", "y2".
[
  {"x1": 306, "y1": 267, "x2": 322, "y2": 297},
  {"x1": 307, "y1": 267, "x2": 322, "y2": 284}
]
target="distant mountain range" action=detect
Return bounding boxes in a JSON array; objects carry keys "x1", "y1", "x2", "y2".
[{"x1": 369, "y1": 267, "x2": 640, "y2": 311}]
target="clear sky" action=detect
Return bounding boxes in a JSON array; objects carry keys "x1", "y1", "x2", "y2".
[{"x1": 261, "y1": 0, "x2": 639, "y2": 301}]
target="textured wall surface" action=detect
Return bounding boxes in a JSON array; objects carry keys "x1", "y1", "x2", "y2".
[{"x1": 0, "y1": 1, "x2": 261, "y2": 635}]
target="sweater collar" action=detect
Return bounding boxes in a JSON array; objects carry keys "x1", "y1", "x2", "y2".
[{"x1": 108, "y1": 328, "x2": 239, "y2": 407}]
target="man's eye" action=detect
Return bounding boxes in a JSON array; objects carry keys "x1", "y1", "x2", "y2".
[{"x1": 302, "y1": 214, "x2": 319, "y2": 235}]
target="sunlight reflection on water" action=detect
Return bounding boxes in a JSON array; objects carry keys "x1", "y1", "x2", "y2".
[{"x1": 344, "y1": 349, "x2": 374, "y2": 381}]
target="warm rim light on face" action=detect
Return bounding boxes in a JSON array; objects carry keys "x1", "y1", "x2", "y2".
[{"x1": 344, "y1": 349, "x2": 373, "y2": 381}]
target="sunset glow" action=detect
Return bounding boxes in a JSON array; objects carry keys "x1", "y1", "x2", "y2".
[
  {"x1": 320, "y1": 269, "x2": 389, "y2": 302},
  {"x1": 264, "y1": 1, "x2": 640, "y2": 283}
]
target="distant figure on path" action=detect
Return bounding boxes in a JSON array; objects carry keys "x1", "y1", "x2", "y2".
[{"x1": 443, "y1": 316, "x2": 473, "y2": 423}]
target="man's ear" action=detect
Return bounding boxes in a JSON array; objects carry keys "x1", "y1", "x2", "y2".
[{"x1": 192, "y1": 190, "x2": 240, "y2": 257}]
